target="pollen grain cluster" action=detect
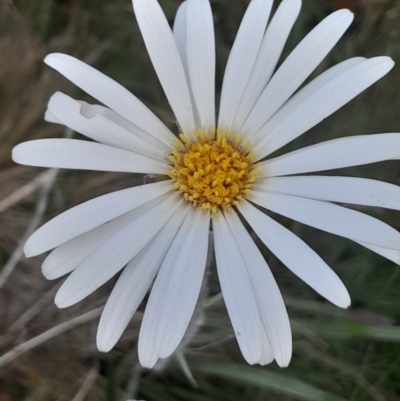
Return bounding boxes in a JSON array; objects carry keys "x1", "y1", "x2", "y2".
[{"x1": 166, "y1": 127, "x2": 259, "y2": 214}]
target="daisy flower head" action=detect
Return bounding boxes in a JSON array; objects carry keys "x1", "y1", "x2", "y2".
[{"x1": 12, "y1": 0, "x2": 400, "y2": 369}]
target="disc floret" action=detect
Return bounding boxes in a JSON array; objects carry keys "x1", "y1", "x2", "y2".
[{"x1": 166, "y1": 127, "x2": 259, "y2": 214}]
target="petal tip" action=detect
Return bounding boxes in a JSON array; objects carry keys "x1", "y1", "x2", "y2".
[
  {"x1": 275, "y1": 349, "x2": 292, "y2": 368},
  {"x1": 54, "y1": 291, "x2": 72, "y2": 309},
  {"x1": 96, "y1": 338, "x2": 113, "y2": 353},
  {"x1": 44, "y1": 52, "x2": 66, "y2": 65}
]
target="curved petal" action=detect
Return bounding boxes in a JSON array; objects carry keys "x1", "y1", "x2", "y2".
[
  {"x1": 44, "y1": 53, "x2": 175, "y2": 146},
  {"x1": 249, "y1": 191, "x2": 400, "y2": 250},
  {"x1": 225, "y1": 211, "x2": 292, "y2": 367},
  {"x1": 242, "y1": 9, "x2": 354, "y2": 138},
  {"x1": 251, "y1": 57, "x2": 366, "y2": 145},
  {"x1": 238, "y1": 200, "x2": 350, "y2": 307},
  {"x1": 48, "y1": 92, "x2": 166, "y2": 161},
  {"x1": 97, "y1": 204, "x2": 189, "y2": 352},
  {"x1": 232, "y1": 0, "x2": 301, "y2": 132},
  {"x1": 56, "y1": 97, "x2": 170, "y2": 152},
  {"x1": 186, "y1": 0, "x2": 215, "y2": 128},
  {"x1": 258, "y1": 134, "x2": 400, "y2": 177},
  {"x1": 133, "y1": 0, "x2": 195, "y2": 135},
  {"x1": 255, "y1": 176, "x2": 400, "y2": 211},
  {"x1": 45, "y1": 109, "x2": 61, "y2": 124},
  {"x1": 12, "y1": 139, "x2": 168, "y2": 175},
  {"x1": 218, "y1": 0, "x2": 273, "y2": 130},
  {"x1": 55, "y1": 194, "x2": 183, "y2": 308},
  {"x1": 41, "y1": 195, "x2": 168, "y2": 279},
  {"x1": 212, "y1": 212, "x2": 262, "y2": 365},
  {"x1": 254, "y1": 57, "x2": 395, "y2": 158},
  {"x1": 25, "y1": 180, "x2": 172, "y2": 257}
]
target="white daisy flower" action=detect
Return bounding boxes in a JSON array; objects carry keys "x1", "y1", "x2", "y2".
[{"x1": 12, "y1": 0, "x2": 400, "y2": 369}]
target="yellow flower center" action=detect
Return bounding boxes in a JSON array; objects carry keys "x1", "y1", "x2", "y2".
[{"x1": 166, "y1": 126, "x2": 259, "y2": 214}]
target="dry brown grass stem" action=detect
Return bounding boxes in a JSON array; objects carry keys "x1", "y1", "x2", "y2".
[
  {"x1": 0, "y1": 170, "x2": 56, "y2": 214},
  {"x1": 0, "y1": 128, "x2": 72, "y2": 289},
  {"x1": 0, "y1": 306, "x2": 103, "y2": 369},
  {"x1": 71, "y1": 368, "x2": 100, "y2": 401},
  {"x1": 5, "y1": 282, "x2": 60, "y2": 336},
  {"x1": 0, "y1": 167, "x2": 59, "y2": 288}
]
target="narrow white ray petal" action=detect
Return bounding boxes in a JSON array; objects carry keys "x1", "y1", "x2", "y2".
[
  {"x1": 138, "y1": 207, "x2": 194, "y2": 369},
  {"x1": 254, "y1": 57, "x2": 395, "y2": 157},
  {"x1": 213, "y1": 212, "x2": 262, "y2": 365},
  {"x1": 12, "y1": 139, "x2": 168, "y2": 174},
  {"x1": 259, "y1": 328, "x2": 274, "y2": 366},
  {"x1": 76, "y1": 100, "x2": 170, "y2": 153},
  {"x1": 55, "y1": 194, "x2": 183, "y2": 308},
  {"x1": 252, "y1": 57, "x2": 365, "y2": 145},
  {"x1": 24, "y1": 181, "x2": 172, "y2": 257},
  {"x1": 238, "y1": 200, "x2": 351, "y2": 307},
  {"x1": 232, "y1": 0, "x2": 301, "y2": 132},
  {"x1": 133, "y1": 0, "x2": 195, "y2": 135},
  {"x1": 249, "y1": 191, "x2": 400, "y2": 249},
  {"x1": 44, "y1": 53, "x2": 175, "y2": 146},
  {"x1": 44, "y1": 109, "x2": 61, "y2": 124},
  {"x1": 97, "y1": 204, "x2": 189, "y2": 352},
  {"x1": 48, "y1": 92, "x2": 166, "y2": 161},
  {"x1": 258, "y1": 134, "x2": 400, "y2": 177},
  {"x1": 173, "y1": 1, "x2": 188, "y2": 68},
  {"x1": 155, "y1": 208, "x2": 210, "y2": 359},
  {"x1": 357, "y1": 242, "x2": 400, "y2": 265},
  {"x1": 218, "y1": 0, "x2": 273, "y2": 129},
  {"x1": 255, "y1": 176, "x2": 400, "y2": 211},
  {"x1": 186, "y1": 0, "x2": 215, "y2": 128},
  {"x1": 173, "y1": 1, "x2": 201, "y2": 128},
  {"x1": 225, "y1": 211, "x2": 292, "y2": 367},
  {"x1": 41, "y1": 195, "x2": 168, "y2": 279},
  {"x1": 242, "y1": 9, "x2": 354, "y2": 137},
  {"x1": 138, "y1": 206, "x2": 206, "y2": 367}
]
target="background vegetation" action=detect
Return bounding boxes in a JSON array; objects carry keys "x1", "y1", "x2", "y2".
[{"x1": 1, "y1": 0, "x2": 400, "y2": 400}]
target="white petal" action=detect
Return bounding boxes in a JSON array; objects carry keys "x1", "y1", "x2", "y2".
[
  {"x1": 238, "y1": 200, "x2": 351, "y2": 308},
  {"x1": 25, "y1": 181, "x2": 172, "y2": 257},
  {"x1": 74, "y1": 100, "x2": 170, "y2": 152},
  {"x1": 173, "y1": 2, "x2": 188, "y2": 68},
  {"x1": 48, "y1": 92, "x2": 166, "y2": 161},
  {"x1": 97, "y1": 204, "x2": 189, "y2": 352},
  {"x1": 55, "y1": 194, "x2": 183, "y2": 308},
  {"x1": 186, "y1": 0, "x2": 215, "y2": 128},
  {"x1": 44, "y1": 109, "x2": 61, "y2": 124},
  {"x1": 225, "y1": 211, "x2": 292, "y2": 367},
  {"x1": 12, "y1": 139, "x2": 168, "y2": 174},
  {"x1": 254, "y1": 176, "x2": 400, "y2": 211},
  {"x1": 249, "y1": 191, "x2": 400, "y2": 250},
  {"x1": 242, "y1": 9, "x2": 354, "y2": 138},
  {"x1": 251, "y1": 57, "x2": 366, "y2": 145},
  {"x1": 41, "y1": 195, "x2": 168, "y2": 279},
  {"x1": 133, "y1": 0, "x2": 195, "y2": 135},
  {"x1": 173, "y1": 1, "x2": 201, "y2": 128},
  {"x1": 212, "y1": 212, "x2": 262, "y2": 365},
  {"x1": 44, "y1": 53, "x2": 175, "y2": 146},
  {"x1": 357, "y1": 242, "x2": 400, "y2": 265},
  {"x1": 218, "y1": 0, "x2": 273, "y2": 129},
  {"x1": 254, "y1": 57, "x2": 395, "y2": 157},
  {"x1": 259, "y1": 328, "x2": 274, "y2": 366},
  {"x1": 232, "y1": 0, "x2": 301, "y2": 132},
  {"x1": 258, "y1": 133, "x2": 400, "y2": 177},
  {"x1": 141, "y1": 208, "x2": 210, "y2": 367}
]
